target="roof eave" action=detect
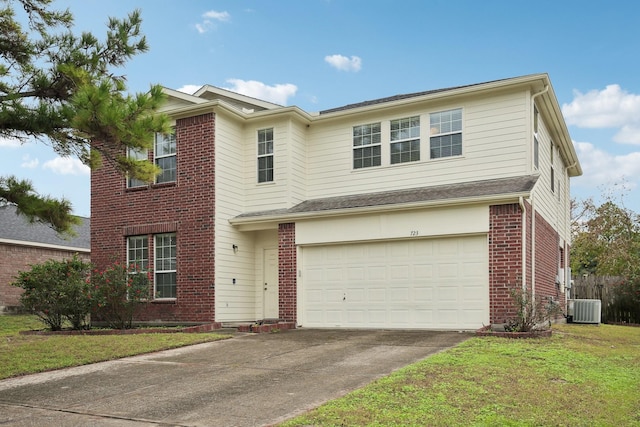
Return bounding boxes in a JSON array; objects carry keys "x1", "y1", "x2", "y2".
[
  {"x1": 229, "y1": 192, "x2": 531, "y2": 231},
  {"x1": 0, "y1": 238, "x2": 90, "y2": 253}
]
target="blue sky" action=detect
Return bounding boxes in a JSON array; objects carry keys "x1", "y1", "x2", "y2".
[{"x1": 2, "y1": 0, "x2": 640, "y2": 217}]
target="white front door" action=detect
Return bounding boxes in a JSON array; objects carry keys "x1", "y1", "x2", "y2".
[{"x1": 263, "y1": 248, "x2": 279, "y2": 319}]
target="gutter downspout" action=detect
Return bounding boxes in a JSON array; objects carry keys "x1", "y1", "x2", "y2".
[
  {"x1": 528, "y1": 85, "x2": 547, "y2": 300},
  {"x1": 519, "y1": 196, "x2": 527, "y2": 293}
]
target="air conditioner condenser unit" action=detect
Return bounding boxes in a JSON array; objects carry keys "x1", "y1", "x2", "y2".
[{"x1": 568, "y1": 299, "x2": 601, "y2": 324}]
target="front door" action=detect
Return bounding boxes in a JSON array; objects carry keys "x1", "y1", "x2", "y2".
[{"x1": 263, "y1": 248, "x2": 279, "y2": 319}]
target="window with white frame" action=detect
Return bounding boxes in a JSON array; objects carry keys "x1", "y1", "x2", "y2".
[
  {"x1": 429, "y1": 108, "x2": 462, "y2": 159},
  {"x1": 127, "y1": 147, "x2": 148, "y2": 188},
  {"x1": 155, "y1": 233, "x2": 176, "y2": 299},
  {"x1": 353, "y1": 123, "x2": 382, "y2": 169},
  {"x1": 154, "y1": 129, "x2": 176, "y2": 183},
  {"x1": 390, "y1": 116, "x2": 420, "y2": 164},
  {"x1": 127, "y1": 236, "x2": 149, "y2": 271},
  {"x1": 257, "y1": 128, "x2": 274, "y2": 183}
]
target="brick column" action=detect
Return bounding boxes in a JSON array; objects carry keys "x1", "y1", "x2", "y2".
[
  {"x1": 278, "y1": 223, "x2": 296, "y2": 322},
  {"x1": 489, "y1": 203, "x2": 523, "y2": 324}
]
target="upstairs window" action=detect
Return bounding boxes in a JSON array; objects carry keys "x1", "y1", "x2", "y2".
[
  {"x1": 430, "y1": 108, "x2": 462, "y2": 159},
  {"x1": 257, "y1": 128, "x2": 274, "y2": 183},
  {"x1": 353, "y1": 123, "x2": 381, "y2": 169},
  {"x1": 127, "y1": 147, "x2": 148, "y2": 188},
  {"x1": 155, "y1": 233, "x2": 177, "y2": 299},
  {"x1": 390, "y1": 116, "x2": 420, "y2": 164},
  {"x1": 155, "y1": 129, "x2": 176, "y2": 183}
]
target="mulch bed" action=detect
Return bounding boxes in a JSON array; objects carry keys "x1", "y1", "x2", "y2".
[{"x1": 475, "y1": 325, "x2": 552, "y2": 339}]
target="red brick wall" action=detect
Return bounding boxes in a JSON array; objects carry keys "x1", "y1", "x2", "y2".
[
  {"x1": 0, "y1": 244, "x2": 90, "y2": 311},
  {"x1": 534, "y1": 211, "x2": 562, "y2": 305},
  {"x1": 489, "y1": 203, "x2": 523, "y2": 324},
  {"x1": 91, "y1": 113, "x2": 216, "y2": 322},
  {"x1": 489, "y1": 202, "x2": 565, "y2": 324},
  {"x1": 278, "y1": 223, "x2": 296, "y2": 322}
]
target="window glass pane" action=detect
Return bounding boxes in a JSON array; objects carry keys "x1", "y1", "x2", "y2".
[
  {"x1": 155, "y1": 132, "x2": 176, "y2": 156},
  {"x1": 127, "y1": 148, "x2": 148, "y2": 188},
  {"x1": 390, "y1": 116, "x2": 419, "y2": 142},
  {"x1": 257, "y1": 129, "x2": 274, "y2": 182},
  {"x1": 155, "y1": 233, "x2": 176, "y2": 299},
  {"x1": 390, "y1": 139, "x2": 420, "y2": 164},
  {"x1": 127, "y1": 236, "x2": 148, "y2": 271},
  {"x1": 352, "y1": 122, "x2": 381, "y2": 169},
  {"x1": 154, "y1": 129, "x2": 176, "y2": 183},
  {"x1": 156, "y1": 156, "x2": 176, "y2": 183},
  {"x1": 429, "y1": 109, "x2": 462, "y2": 159}
]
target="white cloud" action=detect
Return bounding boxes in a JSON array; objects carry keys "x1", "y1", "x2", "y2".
[
  {"x1": 20, "y1": 155, "x2": 39, "y2": 169},
  {"x1": 562, "y1": 84, "x2": 640, "y2": 144},
  {"x1": 573, "y1": 141, "x2": 640, "y2": 190},
  {"x1": 42, "y1": 157, "x2": 90, "y2": 176},
  {"x1": 324, "y1": 54, "x2": 362, "y2": 72},
  {"x1": 0, "y1": 136, "x2": 22, "y2": 148},
  {"x1": 176, "y1": 85, "x2": 201, "y2": 95},
  {"x1": 223, "y1": 79, "x2": 297, "y2": 105},
  {"x1": 196, "y1": 10, "x2": 230, "y2": 33},
  {"x1": 203, "y1": 10, "x2": 230, "y2": 21}
]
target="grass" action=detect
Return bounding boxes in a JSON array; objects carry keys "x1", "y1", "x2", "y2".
[
  {"x1": 281, "y1": 324, "x2": 640, "y2": 427},
  {"x1": 0, "y1": 315, "x2": 231, "y2": 380}
]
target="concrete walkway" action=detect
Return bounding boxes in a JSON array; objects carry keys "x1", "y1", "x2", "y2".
[{"x1": 0, "y1": 329, "x2": 470, "y2": 426}]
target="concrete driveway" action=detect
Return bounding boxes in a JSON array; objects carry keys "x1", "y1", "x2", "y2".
[{"x1": 0, "y1": 329, "x2": 469, "y2": 426}]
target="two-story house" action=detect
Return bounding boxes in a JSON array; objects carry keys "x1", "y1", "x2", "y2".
[{"x1": 91, "y1": 73, "x2": 581, "y2": 330}]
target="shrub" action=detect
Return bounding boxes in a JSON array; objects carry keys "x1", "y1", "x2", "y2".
[
  {"x1": 12, "y1": 255, "x2": 93, "y2": 331},
  {"x1": 89, "y1": 262, "x2": 150, "y2": 329},
  {"x1": 505, "y1": 288, "x2": 563, "y2": 332}
]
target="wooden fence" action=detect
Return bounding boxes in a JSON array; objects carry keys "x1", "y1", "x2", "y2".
[{"x1": 570, "y1": 275, "x2": 640, "y2": 324}]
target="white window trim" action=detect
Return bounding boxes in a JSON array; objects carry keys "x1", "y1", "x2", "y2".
[
  {"x1": 353, "y1": 122, "x2": 382, "y2": 169},
  {"x1": 390, "y1": 116, "x2": 421, "y2": 164},
  {"x1": 154, "y1": 233, "x2": 177, "y2": 300},
  {"x1": 126, "y1": 147, "x2": 148, "y2": 188},
  {"x1": 257, "y1": 128, "x2": 274, "y2": 183},
  {"x1": 154, "y1": 129, "x2": 177, "y2": 184},
  {"x1": 429, "y1": 108, "x2": 462, "y2": 160}
]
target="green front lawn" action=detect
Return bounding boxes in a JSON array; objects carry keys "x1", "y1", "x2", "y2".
[
  {"x1": 282, "y1": 324, "x2": 640, "y2": 426},
  {"x1": 0, "y1": 315, "x2": 230, "y2": 380}
]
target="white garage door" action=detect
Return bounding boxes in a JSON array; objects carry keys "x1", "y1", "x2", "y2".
[{"x1": 301, "y1": 235, "x2": 488, "y2": 330}]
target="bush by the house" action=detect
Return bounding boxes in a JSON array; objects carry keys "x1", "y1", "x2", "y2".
[
  {"x1": 12, "y1": 255, "x2": 93, "y2": 331},
  {"x1": 505, "y1": 288, "x2": 563, "y2": 332},
  {"x1": 89, "y1": 262, "x2": 150, "y2": 329}
]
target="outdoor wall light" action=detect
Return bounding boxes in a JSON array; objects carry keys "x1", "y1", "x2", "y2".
[{"x1": 232, "y1": 244, "x2": 238, "y2": 253}]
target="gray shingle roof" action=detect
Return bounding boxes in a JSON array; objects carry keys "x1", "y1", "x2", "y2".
[
  {"x1": 0, "y1": 205, "x2": 90, "y2": 250},
  {"x1": 234, "y1": 175, "x2": 539, "y2": 220},
  {"x1": 319, "y1": 77, "x2": 511, "y2": 115}
]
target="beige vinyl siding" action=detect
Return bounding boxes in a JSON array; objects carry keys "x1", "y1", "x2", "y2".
[
  {"x1": 305, "y1": 90, "x2": 529, "y2": 199},
  {"x1": 243, "y1": 118, "x2": 292, "y2": 211},
  {"x1": 214, "y1": 115, "x2": 258, "y2": 321},
  {"x1": 287, "y1": 119, "x2": 308, "y2": 205},
  {"x1": 531, "y1": 109, "x2": 570, "y2": 241}
]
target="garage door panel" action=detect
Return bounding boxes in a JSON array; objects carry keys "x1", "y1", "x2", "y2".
[
  {"x1": 368, "y1": 288, "x2": 386, "y2": 302},
  {"x1": 302, "y1": 236, "x2": 488, "y2": 329}
]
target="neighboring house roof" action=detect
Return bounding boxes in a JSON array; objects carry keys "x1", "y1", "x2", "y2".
[
  {"x1": 231, "y1": 175, "x2": 539, "y2": 225},
  {"x1": 0, "y1": 205, "x2": 90, "y2": 252}
]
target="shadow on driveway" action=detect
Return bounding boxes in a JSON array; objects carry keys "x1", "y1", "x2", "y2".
[{"x1": 0, "y1": 329, "x2": 470, "y2": 426}]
